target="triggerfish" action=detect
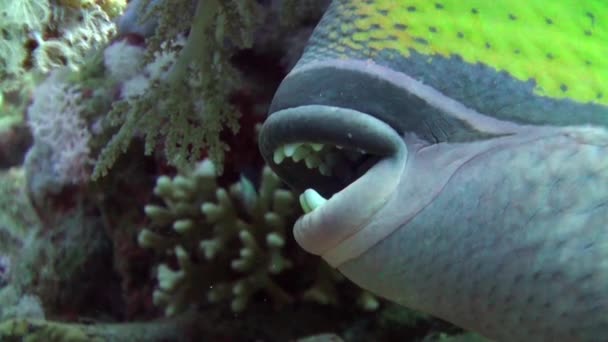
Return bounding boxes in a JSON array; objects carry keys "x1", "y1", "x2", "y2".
[{"x1": 259, "y1": 1, "x2": 608, "y2": 340}]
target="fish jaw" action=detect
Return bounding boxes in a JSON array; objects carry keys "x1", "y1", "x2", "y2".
[{"x1": 259, "y1": 104, "x2": 407, "y2": 256}]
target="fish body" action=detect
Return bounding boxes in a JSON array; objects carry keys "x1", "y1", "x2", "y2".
[{"x1": 259, "y1": 1, "x2": 608, "y2": 340}]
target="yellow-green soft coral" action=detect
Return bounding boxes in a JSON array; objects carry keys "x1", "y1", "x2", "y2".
[
  {"x1": 92, "y1": 0, "x2": 262, "y2": 179},
  {"x1": 59, "y1": 0, "x2": 127, "y2": 18},
  {"x1": 0, "y1": 0, "x2": 50, "y2": 92},
  {"x1": 0, "y1": 0, "x2": 120, "y2": 132},
  {"x1": 0, "y1": 0, "x2": 119, "y2": 91}
]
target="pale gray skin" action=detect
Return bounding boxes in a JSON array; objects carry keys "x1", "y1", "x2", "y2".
[{"x1": 259, "y1": 57, "x2": 608, "y2": 341}]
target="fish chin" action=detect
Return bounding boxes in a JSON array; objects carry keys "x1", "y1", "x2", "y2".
[{"x1": 294, "y1": 144, "x2": 407, "y2": 258}]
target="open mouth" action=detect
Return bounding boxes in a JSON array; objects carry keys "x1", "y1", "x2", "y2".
[
  {"x1": 260, "y1": 104, "x2": 403, "y2": 201},
  {"x1": 259, "y1": 104, "x2": 407, "y2": 258},
  {"x1": 272, "y1": 140, "x2": 381, "y2": 213}
]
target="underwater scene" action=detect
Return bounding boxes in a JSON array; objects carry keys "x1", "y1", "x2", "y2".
[{"x1": 1, "y1": 0, "x2": 607, "y2": 341}]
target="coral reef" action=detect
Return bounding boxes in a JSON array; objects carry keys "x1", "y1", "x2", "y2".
[
  {"x1": 0, "y1": 0, "x2": 123, "y2": 180},
  {"x1": 0, "y1": 0, "x2": 122, "y2": 93},
  {"x1": 92, "y1": 0, "x2": 260, "y2": 178},
  {"x1": 0, "y1": 0, "x2": 490, "y2": 340}
]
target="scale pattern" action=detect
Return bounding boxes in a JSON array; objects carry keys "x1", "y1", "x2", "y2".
[{"x1": 299, "y1": 0, "x2": 608, "y2": 105}]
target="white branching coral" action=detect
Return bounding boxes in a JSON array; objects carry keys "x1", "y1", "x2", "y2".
[
  {"x1": 32, "y1": 4, "x2": 117, "y2": 73},
  {"x1": 0, "y1": 0, "x2": 49, "y2": 92},
  {"x1": 139, "y1": 159, "x2": 297, "y2": 315},
  {"x1": 103, "y1": 40, "x2": 146, "y2": 82},
  {"x1": 139, "y1": 159, "x2": 381, "y2": 316},
  {"x1": 104, "y1": 35, "x2": 185, "y2": 99},
  {"x1": 1, "y1": 0, "x2": 122, "y2": 139},
  {"x1": 26, "y1": 71, "x2": 92, "y2": 183},
  {"x1": 0, "y1": 0, "x2": 121, "y2": 93}
]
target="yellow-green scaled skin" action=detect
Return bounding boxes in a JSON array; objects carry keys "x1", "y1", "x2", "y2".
[
  {"x1": 321, "y1": 0, "x2": 607, "y2": 103},
  {"x1": 287, "y1": 0, "x2": 608, "y2": 132},
  {"x1": 260, "y1": 0, "x2": 608, "y2": 341}
]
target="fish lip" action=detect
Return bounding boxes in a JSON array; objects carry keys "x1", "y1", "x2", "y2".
[
  {"x1": 259, "y1": 104, "x2": 403, "y2": 197},
  {"x1": 259, "y1": 104, "x2": 407, "y2": 257}
]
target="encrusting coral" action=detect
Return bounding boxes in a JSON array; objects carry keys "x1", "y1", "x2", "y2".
[{"x1": 139, "y1": 158, "x2": 380, "y2": 315}]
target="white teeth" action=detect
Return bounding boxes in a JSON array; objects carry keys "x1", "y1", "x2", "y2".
[
  {"x1": 310, "y1": 143, "x2": 324, "y2": 152},
  {"x1": 272, "y1": 142, "x2": 367, "y2": 177},
  {"x1": 304, "y1": 154, "x2": 321, "y2": 169},
  {"x1": 299, "y1": 189, "x2": 327, "y2": 213},
  {"x1": 283, "y1": 143, "x2": 299, "y2": 157},
  {"x1": 273, "y1": 142, "x2": 334, "y2": 176},
  {"x1": 292, "y1": 145, "x2": 310, "y2": 162},
  {"x1": 273, "y1": 149, "x2": 286, "y2": 164}
]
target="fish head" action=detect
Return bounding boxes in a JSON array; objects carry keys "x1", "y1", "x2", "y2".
[{"x1": 259, "y1": 0, "x2": 608, "y2": 265}]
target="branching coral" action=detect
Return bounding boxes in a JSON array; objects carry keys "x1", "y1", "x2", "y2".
[
  {"x1": 0, "y1": 0, "x2": 121, "y2": 93},
  {"x1": 0, "y1": 0, "x2": 122, "y2": 144},
  {"x1": 139, "y1": 158, "x2": 380, "y2": 316},
  {"x1": 0, "y1": 0, "x2": 50, "y2": 92},
  {"x1": 139, "y1": 159, "x2": 297, "y2": 314},
  {"x1": 32, "y1": 3, "x2": 118, "y2": 73},
  {"x1": 59, "y1": 0, "x2": 127, "y2": 18},
  {"x1": 26, "y1": 71, "x2": 93, "y2": 184},
  {"x1": 92, "y1": 0, "x2": 262, "y2": 179}
]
